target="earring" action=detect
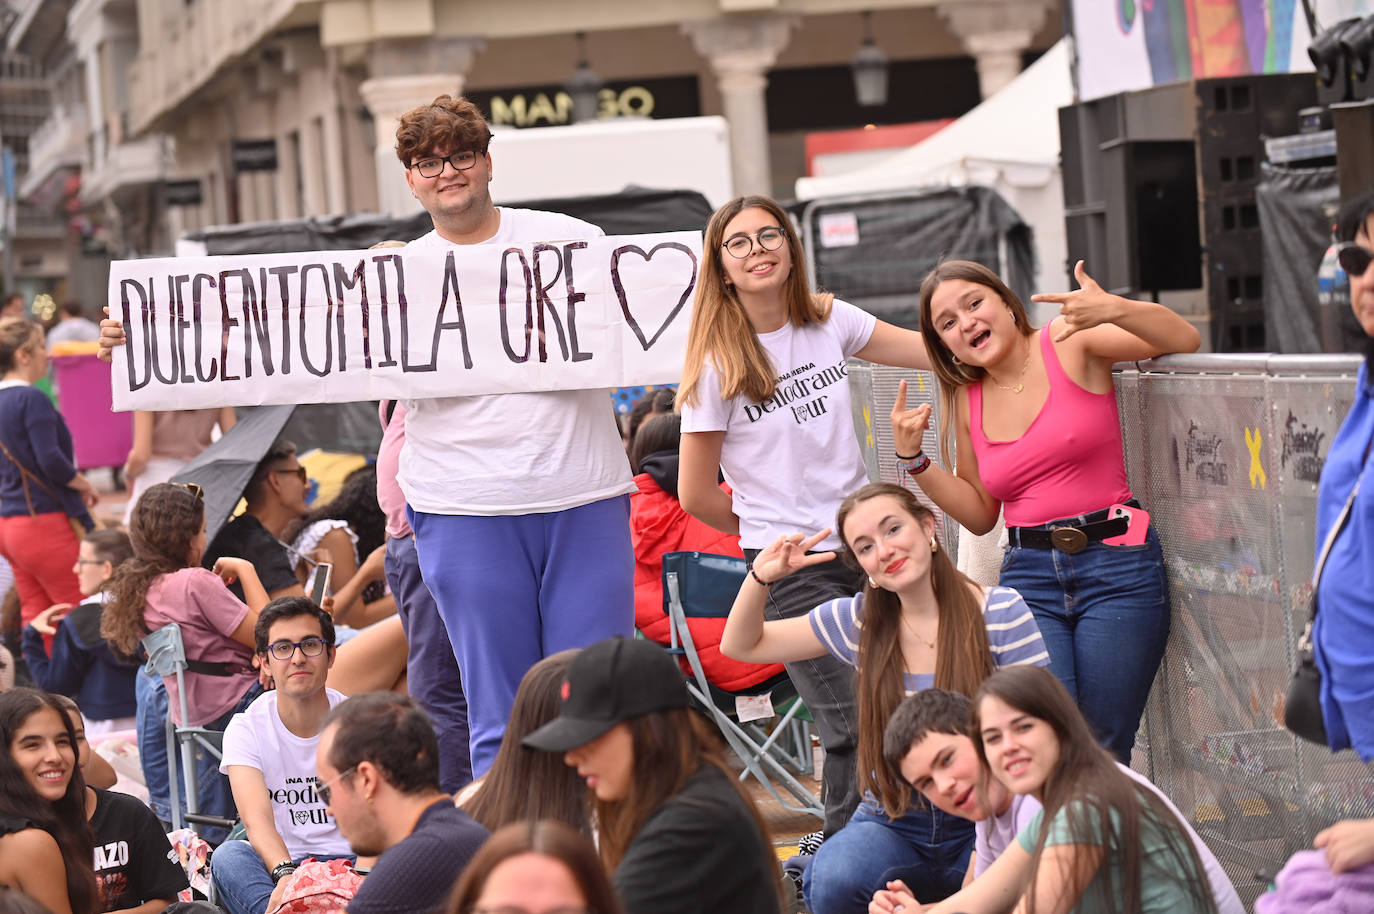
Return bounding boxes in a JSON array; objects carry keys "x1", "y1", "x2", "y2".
[
  {"x1": 867, "y1": 576, "x2": 877, "y2": 588},
  {"x1": 930, "y1": 537, "x2": 938, "y2": 554},
  {"x1": 951, "y1": 355, "x2": 962, "y2": 366}
]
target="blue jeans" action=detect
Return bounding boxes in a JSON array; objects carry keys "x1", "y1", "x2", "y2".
[
  {"x1": 999, "y1": 525, "x2": 1171, "y2": 762},
  {"x1": 804, "y1": 800, "x2": 973, "y2": 914},
  {"x1": 410, "y1": 495, "x2": 634, "y2": 775},
  {"x1": 210, "y1": 840, "x2": 354, "y2": 914},
  {"x1": 137, "y1": 669, "x2": 260, "y2": 843},
  {"x1": 136, "y1": 665, "x2": 172, "y2": 822},
  {"x1": 386, "y1": 533, "x2": 471, "y2": 792}
]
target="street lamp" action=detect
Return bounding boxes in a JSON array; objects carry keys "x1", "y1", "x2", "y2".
[
  {"x1": 851, "y1": 12, "x2": 889, "y2": 107},
  {"x1": 565, "y1": 32, "x2": 603, "y2": 124}
]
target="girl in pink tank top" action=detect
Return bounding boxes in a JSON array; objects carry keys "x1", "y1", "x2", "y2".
[{"x1": 888, "y1": 260, "x2": 1200, "y2": 764}]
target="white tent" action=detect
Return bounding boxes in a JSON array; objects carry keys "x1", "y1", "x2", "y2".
[{"x1": 795, "y1": 40, "x2": 1074, "y2": 299}]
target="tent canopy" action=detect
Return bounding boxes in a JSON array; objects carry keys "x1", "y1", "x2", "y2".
[{"x1": 795, "y1": 40, "x2": 1073, "y2": 295}]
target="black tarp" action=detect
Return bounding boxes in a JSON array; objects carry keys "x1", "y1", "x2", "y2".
[
  {"x1": 181, "y1": 185, "x2": 713, "y2": 255},
  {"x1": 176, "y1": 186, "x2": 712, "y2": 453},
  {"x1": 1256, "y1": 162, "x2": 1367, "y2": 354},
  {"x1": 795, "y1": 185, "x2": 1035, "y2": 330}
]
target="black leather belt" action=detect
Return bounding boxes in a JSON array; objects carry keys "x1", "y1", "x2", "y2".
[{"x1": 1007, "y1": 500, "x2": 1140, "y2": 554}]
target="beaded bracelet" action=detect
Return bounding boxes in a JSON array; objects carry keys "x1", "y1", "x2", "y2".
[
  {"x1": 748, "y1": 565, "x2": 772, "y2": 587},
  {"x1": 896, "y1": 450, "x2": 932, "y2": 476}
]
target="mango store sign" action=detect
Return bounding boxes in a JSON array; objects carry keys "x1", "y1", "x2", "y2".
[{"x1": 108, "y1": 232, "x2": 700, "y2": 411}]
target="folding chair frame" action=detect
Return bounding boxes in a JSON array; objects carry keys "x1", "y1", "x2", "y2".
[
  {"x1": 140, "y1": 624, "x2": 233, "y2": 835},
  {"x1": 665, "y1": 569, "x2": 824, "y2": 821}
]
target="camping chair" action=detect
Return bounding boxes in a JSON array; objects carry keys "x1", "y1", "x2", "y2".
[
  {"x1": 140, "y1": 623, "x2": 237, "y2": 837},
  {"x1": 661, "y1": 551, "x2": 824, "y2": 820}
]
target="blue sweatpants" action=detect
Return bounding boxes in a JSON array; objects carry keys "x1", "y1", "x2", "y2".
[
  {"x1": 386, "y1": 533, "x2": 472, "y2": 792},
  {"x1": 409, "y1": 494, "x2": 634, "y2": 775}
]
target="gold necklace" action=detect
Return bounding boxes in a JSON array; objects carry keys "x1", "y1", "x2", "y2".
[
  {"x1": 990, "y1": 337, "x2": 1032, "y2": 394},
  {"x1": 900, "y1": 614, "x2": 936, "y2": 650}
]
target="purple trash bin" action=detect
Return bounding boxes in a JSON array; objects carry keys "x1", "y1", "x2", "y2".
[{"x1": 52, "y1": 352, "x2": 133, "y2": 471}]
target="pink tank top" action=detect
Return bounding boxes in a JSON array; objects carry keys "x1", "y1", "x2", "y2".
[{"x1": 968, "y1": 329, "x2": 1132, "y2": 527}]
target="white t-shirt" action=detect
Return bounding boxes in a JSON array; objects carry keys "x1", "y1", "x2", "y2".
[
  {"x1": 680, "y1": 299, "x2": 877, "y2": 551},
  {"x1": 398, "y1": 208, "x2": 635, "y2": 515},
  {"x1": 220, "y1": 688, "x2": 352, "y2": 861}
]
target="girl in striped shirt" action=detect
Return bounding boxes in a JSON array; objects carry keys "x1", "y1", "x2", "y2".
[{"x1": 722, "y1": 482, "x2": 1048, "y2": 914}]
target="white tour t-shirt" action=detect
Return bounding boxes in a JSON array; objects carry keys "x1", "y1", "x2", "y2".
[
  {"x1": 680, "y1": 299, "x2": 876, "y2": 551},
  {"x1": 220, "y1": 688, "x2": 353, "y2": 861},
  {"x1": 399, "y1": 208, "x2": 636, "y2": 515}
]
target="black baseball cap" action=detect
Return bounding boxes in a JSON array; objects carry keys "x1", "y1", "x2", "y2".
[{"x1": 522, "y1": 637, "x2": 690, "y2": 753}]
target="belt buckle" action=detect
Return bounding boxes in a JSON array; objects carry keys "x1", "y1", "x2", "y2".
[{"x1": 1050, "y1": 526, "x2": 1088, "y2": 554}]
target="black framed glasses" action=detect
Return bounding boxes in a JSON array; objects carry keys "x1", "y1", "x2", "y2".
[
  {"x1": 315, "y1": 765, "x2": 356, "y2": 806},
  {"x1": 722, "y1": 226, "x2": 786, "y2": 259},
  {"x1": 409, "y1": 150, "x2": 482, "y2": 178},
  {"x1": 1337, "y1": 242, "x2": 1373, "y2": 278},
  {"x1": 273, "y1": 466, "x2": 308, "y2": 484},
  {"x1": 171, "y1": 482, "x2": 204, "y2": 501},
  {"x1": 263, "y1": 637, "x2": 330, "y2": 662}
]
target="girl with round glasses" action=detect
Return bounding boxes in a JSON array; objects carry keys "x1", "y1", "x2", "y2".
[{"x1": 677, "y1": 195, "x2": 933, "y2": 844}]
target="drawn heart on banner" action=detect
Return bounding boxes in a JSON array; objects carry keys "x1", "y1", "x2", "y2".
[{"x1": 610, "y1": 242, "x2": 699, "y2": 351}]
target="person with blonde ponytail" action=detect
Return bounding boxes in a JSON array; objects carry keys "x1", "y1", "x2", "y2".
[
  {"x1": 678, "y1": 196, "x2": 932, "y2": 841},
  {"x1": 721, "y1": 483, "x2": 1048, "y2": 914}
]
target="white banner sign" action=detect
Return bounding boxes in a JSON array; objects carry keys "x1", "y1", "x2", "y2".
[{"x1": 108, "y1": 232, "x2": 701, "y2": 411}]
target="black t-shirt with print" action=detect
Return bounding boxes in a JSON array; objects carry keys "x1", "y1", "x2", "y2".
[{"x1": 89, "y1": 788, "x2": 189, "y2": 912}]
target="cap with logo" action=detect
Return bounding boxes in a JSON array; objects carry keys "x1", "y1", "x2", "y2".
[{"x1": 522, "y1": 636, "x2": 689, "y2": 753}]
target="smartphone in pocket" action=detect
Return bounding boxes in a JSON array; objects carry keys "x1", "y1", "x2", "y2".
[
  {"x1": 1102, "y1": 504, "x2": 1149, "y2": 546},
  {"x1": 309, "y1": 562, "x2": 333, "y2": 607}
]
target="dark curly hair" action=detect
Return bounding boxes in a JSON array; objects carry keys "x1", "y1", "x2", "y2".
[
  {"x1": 0, "y1": 689, "x2": 98, "y2": 914},
  {"x1": 294, "y1": 464, "x2": 386, "y2": 560},
  {"x1": 101, "y1": 483, "x2": 205, "y2": 656},
  {"x1": 395, "y1": 95, "x2": 491, "y2": 166}
]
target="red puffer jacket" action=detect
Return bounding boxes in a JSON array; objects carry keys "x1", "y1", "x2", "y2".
[{"x1": 631, "y1": 460, "x2": 786, "y2": 692}]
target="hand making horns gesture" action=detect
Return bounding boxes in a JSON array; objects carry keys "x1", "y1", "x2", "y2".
[
  {"x1": 889, "y1": 378, "x2": 932, "y2": 460},
  {"x1": 1033, "y1": 260, "x2": 1123, "y2": 342},
  {"x1": 749, "y1": 529, "x2": 836, "y2": 585}
]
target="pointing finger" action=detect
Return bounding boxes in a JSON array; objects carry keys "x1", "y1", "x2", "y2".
[{"x1": 893, "y1": 378, "x2": 908, "y2": 412}]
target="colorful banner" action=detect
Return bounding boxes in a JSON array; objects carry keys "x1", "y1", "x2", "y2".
[{"x1": 108, "y1": 232, "x2": 701, "y2": 410}]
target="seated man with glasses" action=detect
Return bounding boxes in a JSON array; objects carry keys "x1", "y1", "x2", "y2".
[
  {"x1": 202, "y1": 439, "x2": 313, "y2": 604},
  {"x1": 210, "y1": 596, "x2": 356, "y2": 914}
]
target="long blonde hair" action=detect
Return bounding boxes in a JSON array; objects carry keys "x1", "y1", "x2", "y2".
[
  {"x1": 677, "y1": 195, "x2": 831, "y2": 408},
  {"x1": 917, "y1": 261, "x2": 1032, "y2": 466}
]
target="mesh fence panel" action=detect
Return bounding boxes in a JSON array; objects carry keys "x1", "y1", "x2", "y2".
[{"x1": 854, "y1": 356, "x2": 1366, "y2": 906}]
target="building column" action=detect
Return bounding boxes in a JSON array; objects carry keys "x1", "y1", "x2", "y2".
[
  {"x1": 358, "y1": 37, "x2": 484, "y2": 217},
  {"x1": 938, "y1": 0, "x2": 1052, "y2": 99},
  {"x1": 684, "y1": 14, "x2": 797, "y2": 198}
]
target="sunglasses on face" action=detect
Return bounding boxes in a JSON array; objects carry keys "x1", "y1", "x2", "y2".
[
  {"x1": 273, "y1": 466, "x2": 308, "y2": 484},
  {"x1": 1337, "y1": 243, "x2": 1373, "y2": 278},
  {"x1": 315, "y1": 766, "x2": 356, "y2": 806}
]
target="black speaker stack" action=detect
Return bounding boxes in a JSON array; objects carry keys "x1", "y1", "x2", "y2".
[{"x1": 1059, "y1": 74, "x2": 1316, "y2": 352}]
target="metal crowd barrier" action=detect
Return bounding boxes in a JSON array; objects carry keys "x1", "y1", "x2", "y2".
[{"x1": 849, "y1": 353, "x2": 1368, "y2": 905}]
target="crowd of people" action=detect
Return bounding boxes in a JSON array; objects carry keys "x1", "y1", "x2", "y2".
[{"x1": 0, "y1": 92, "x2": 1371, "y2": 914}]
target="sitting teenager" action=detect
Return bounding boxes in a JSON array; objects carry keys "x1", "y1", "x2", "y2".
[
  {"x1": 52, "y1": 695, "x2": 187, "y2": 914},
  {"x1": 460, "y1": 650, "x2": 590, "y2": 837},
  {"x1": 445, "y1": 819, "x2": 624, "y2": 914},
  {"x1": 101, "y1": 483, "x2": 268, "y2": 835},
  {"x1": 874, "y1": 688, "x2": 1243, "y2": 914},
  {"x1": 315, "y1": 693, "x2": 488, "y2": 914},
  {"x1": 720, "y1": 482, "x2": 1048, "y2": 913},
  {"x1": 211, "y1": 597, "x2": 355, "y2": 914},
  {"x1": 22, "y1": 531, "x2": 139, "y2": 734},
  {"x1": 524, "y1": 636, "x2": 782, "y2": 914},
  {"x1": 882, "y1": 666, "x2": 1225, "y2": 914},
  {"x1": 629, "y1": 412, "x2": 784, "y2": 692},
  {"x1": 0, "y1": 688, "x2": 98, "y2": 914}
]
